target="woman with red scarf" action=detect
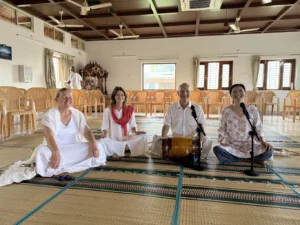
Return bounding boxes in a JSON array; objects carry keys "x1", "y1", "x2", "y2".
[{"x1": 100, "y1": 86, "x2": 148, "y2": 156}]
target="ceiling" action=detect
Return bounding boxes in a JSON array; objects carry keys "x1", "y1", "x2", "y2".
[{"x1": 4, "y1": 0, "x2": 300, "y2": 41}]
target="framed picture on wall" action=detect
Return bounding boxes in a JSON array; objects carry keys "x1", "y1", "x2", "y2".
[{"x1": 0, "y1": 45, "x2": 12, "y2": 60}]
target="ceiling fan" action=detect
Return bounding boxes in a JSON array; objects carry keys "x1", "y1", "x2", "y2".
[
  {"x1": 109, "y1": 24, "x2": 139, "y2": 40},
  {"x1": 49, "y1": 11, "x2": 84, "y2": 28},
  {"x1": 228, "y1": 17, "x2": 259, "y2": 34},
  {"x1": 66, "y1": 0, "x2": 112, "y2": 16}
]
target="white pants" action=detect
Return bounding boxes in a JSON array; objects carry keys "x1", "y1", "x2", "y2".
[
  {"x1": 151, "y1": 135, "x2": 212, "y2": 158},
  {"x1": 102, "y1": 133, "x2": 148, "y2": 156},
  {"x1": 35, "y1": 139, "x2": 124, "y2": 177}
]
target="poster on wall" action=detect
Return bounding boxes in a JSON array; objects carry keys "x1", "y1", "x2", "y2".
[{"x1": 0, "y1": 45, "x2": 12, "y2": 60}]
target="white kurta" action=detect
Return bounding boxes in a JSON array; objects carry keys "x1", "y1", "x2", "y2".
[
  {"x1": 151, "y1": 102, "x2": 212, "y2": 158},
  {"x1": 101, "y1": 107, "x2": 148, "y2": 156},
  {"x1": 69, "y1": 72, "x2": 82, "y2": 89}
]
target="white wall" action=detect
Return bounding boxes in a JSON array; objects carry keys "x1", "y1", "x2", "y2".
[
  {"x1": 86, "y1": 32, "x2": 300, "y2": 110},
  {"x1": 0, "y1": 16, "x2": 86, "y2": 89}
]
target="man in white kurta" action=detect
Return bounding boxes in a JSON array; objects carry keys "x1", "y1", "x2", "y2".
[
  {"x1": 68, "y1": 66, "x2": 83, "y2": 89},
  {"x1": 101, "y1": 107, "x2": 148, "y2": 156},
  {"x1": 152, "y1": 83, "x2": 212, "y2": 158}
]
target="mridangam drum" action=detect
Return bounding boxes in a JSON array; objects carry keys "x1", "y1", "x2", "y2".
[{"x1": 161, "y1": 136, "x2": 200, "y2": 160}]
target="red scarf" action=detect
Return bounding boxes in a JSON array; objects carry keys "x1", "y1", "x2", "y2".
[{"x1": 111, "y1": 104, "x2": 134, "y2": 136}]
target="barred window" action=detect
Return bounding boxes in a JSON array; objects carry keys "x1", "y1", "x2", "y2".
[
  {"x1": 256, "y1": 59, "x2": 295, "y2": 90},
  {"x1": 71, "y1": 36, "x2": 78, "y2": 48},
  {"x1": 78, "y1": 40, "x2": 85, "y2": 51},
  {"x1": 197, "y1": 61, "x2": 233, "y2": 90},
  {"x1": 44, "y1": 24, "x2": 54, "y2": 39},
  {"x1": 16, "y1": 11, "x2": 32, "y2": 30},
  {"x1": 54, "y1": 29, "x2": 64, "y2": 43},
  {"x1": 0, "y1": 3, "x2": 16, "y2": 24}
]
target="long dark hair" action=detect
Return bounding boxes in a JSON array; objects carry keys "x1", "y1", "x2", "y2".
[
  {"x1": 229, "y1": 83, "x2": 246, "y2": 94},
  {"x1": 110, "y1": 86, "x2": 127, "y2": 106}
]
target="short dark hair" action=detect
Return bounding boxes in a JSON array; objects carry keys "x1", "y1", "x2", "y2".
[
  {"x1": 110, "y1": 86, "x2": 127, "y2": 106},
  {"x1": 229, "y1": 83, "x2": 246, "y2": 94},
  {"x1": 55, "y1": 88, "x2": 70, "y2": 99}
]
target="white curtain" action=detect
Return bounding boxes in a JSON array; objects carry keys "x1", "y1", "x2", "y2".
[
  {"x1": 59, "y1": 54, "x2": 74, "y2": 87},
  {"x1": 45, "y1": 48, "x2": 56, "y2": 88},
  {"x1": 252, "y1": 55, "x2": 261, "y2": 90},
  {"x1": 193, "y1": 57, "x2": 200, "y2": 90}
]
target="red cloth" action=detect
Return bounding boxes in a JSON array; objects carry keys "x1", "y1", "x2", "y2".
[{"x1": 111, "y1": 104, "x2": 134, "y2": 136}]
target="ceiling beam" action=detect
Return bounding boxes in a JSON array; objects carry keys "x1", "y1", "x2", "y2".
[
  {"x1": 195, "y1": 11, "x2": 201, "y2": 36},
  {"x1": 15, "y1": 0, "x2": 64, "y2": 5},
  {"x1": 228, "y1": 0, "x2": 253, "y2": 33},
  {"x1": 48, "y1": 0, "x2": 110, "y2": 40},
  {"x1": 63, "y1": 15, "x2": 300, "y2": 32},
  {"x1": 262, "y1": 0, "x2": 300, "y2": 33},
  {"x1": 109, "y1": 9, "x2": 136, "y2": 36},
  {"x1": 148, "y1": 0, "x2": 167, "y2": 38},
  {"x1": 44, "y1": 0, "x2": 297, "y2": 22},
  {"x1": 238, "y1": 0, "x2": 253, "y2": 18}
]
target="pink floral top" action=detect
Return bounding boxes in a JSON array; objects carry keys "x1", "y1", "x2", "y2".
[{"x1": 217, "y1": 105, "x2": 265, "y2": 158}]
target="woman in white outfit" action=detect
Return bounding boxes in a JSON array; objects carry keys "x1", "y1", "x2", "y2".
[
  {"x1": 100, "y1": 86, "x2": 148, "y2": 156},
  {"x1": 35, "y1": 88, "x2": 123, "y2": 177}
]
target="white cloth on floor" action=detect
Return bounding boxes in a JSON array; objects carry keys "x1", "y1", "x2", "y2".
[
  {"x1": 0, "y1": 161, "x2": 36, "y2": 187},
  {"x1": 101, "y1": 107, "x2": 148, "y2": 156}
]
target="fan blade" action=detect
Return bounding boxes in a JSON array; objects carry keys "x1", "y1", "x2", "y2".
[
  {"x1": 90, "y1": 2, "x2": 112, "y2": 10},
  {"x1": 229, "y1": 23, "x2": 238, "y2": 31},
  {"x1": 240, "y1": 28, "x2": 259, "y2": 33},
  {"x1": 109, "y1": 29, "x2": 120, "y2": 37},
  {"x1": 49, "y1": 16, "x2": 61, "y2": 25},
  {"x1": 123, "y1": 35, "x2": 139, "y2": 39},
  {"x1": 65, "y1": 24, "x2": 84, "y2": 27},
  {"x1": 66, "y1": 0, "x2": 83, "y2": 8}
]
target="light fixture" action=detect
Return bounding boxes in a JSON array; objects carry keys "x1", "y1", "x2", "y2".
[
  {"x1": 262, "y1": 0, "x2": 272, "y2": 4},
  {"x1": 17, "y1": 4, "x2": 31, "y2": 7}
]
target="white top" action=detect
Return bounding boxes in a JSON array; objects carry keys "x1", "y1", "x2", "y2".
[
  {"x1": 56, "y1": 117, "x2": 77, "y2": 146},
  {"x1": 101, "y1": 107, "x2": 137, "y2": 141},
  {"x1": 163, "y1": 101, "x2": 206, "y2": 137},
  {"x1": 69, "y1": 72, "x2": 83, "y2": 89}
]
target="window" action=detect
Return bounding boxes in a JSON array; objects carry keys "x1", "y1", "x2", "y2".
[
  {"x1": 16, "y1": 11, "x2": 32, "y2": 30},
  {"x1": 256, "y1": 59, "x2": 295, "y2": 90},
  {"x1": 142, "y1": 63, "x2": 176, "y2": 90},
  {"x1": 53, "y1": 56, "x2": 62, "y2": 88},
  {"x1": 71, "y1": 36, "x2": 78, "y2": 48},
  {"x1": 54, "y1": 29, "x2": 64, "y2": 43},
  {"x1": 78, "y1": 40, "x2": 85, "y2": 51},
  {"x1": 0, "y1": 3, "x2": 15, "y2": 23},
  {"x1": 197, "y1": 61, "x2": 233, "y2": 90},
  {"x1": 44, "y1": 24, "x2": 54, "y2": 39},
  {"x1": 0, "y1": 3, "x2": 32, "y2": 30}
]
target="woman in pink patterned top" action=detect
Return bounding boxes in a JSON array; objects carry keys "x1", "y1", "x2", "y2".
[{"x1": 213, "y1": 84, "x2": 274, "y2": 164}]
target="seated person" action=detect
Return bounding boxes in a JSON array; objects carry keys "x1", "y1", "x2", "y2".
[
  {"x1": 35, "y1": 88, "x2": 124, "y2": 177},
  {"x1": 152, "y1": 83, "x2": 212, "y2": 159},
  {"x1": 213, "y1": 83, "x2": 274, "y2": 164},
  {"x1": 100, "y1": 86, "x2": 148, "y2": 156}
]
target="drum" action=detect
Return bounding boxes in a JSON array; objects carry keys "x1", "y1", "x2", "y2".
[{"x1": 161, "y1": 136, "x2": 200, "y2": 160}]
